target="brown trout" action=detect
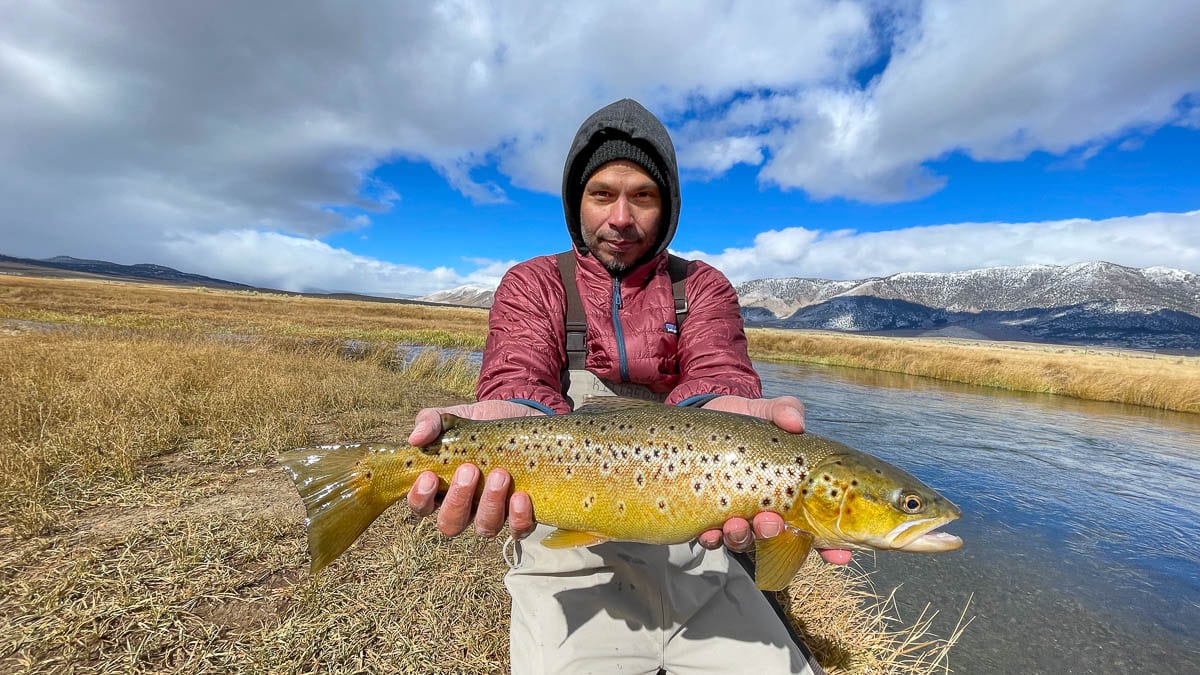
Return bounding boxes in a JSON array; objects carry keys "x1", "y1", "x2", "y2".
[{"x1": 280, "y1": 398, "x2": 961, "y2": 591}]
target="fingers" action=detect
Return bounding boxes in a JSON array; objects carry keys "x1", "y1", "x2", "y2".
[
  {"x1": 435, "y1": 463, "x2": 480, "y2": 536},
  {"x1": 508, "y1": 491, "x2": 536, "y2": 539},
  {"x1": 768, "y1": 396, "x2": 805, "y2": 434},
  {"x1": 408, "y1": 408, "x2": 445, "y2": 447},
  {"x1": 406, "y1": 471, "x2": 441, "y2": 517},
  {"x1": 721, "y1": 517, "x2": 754, "y2": 552},
  {"x1": 698, "y1": 528, "x2": 724, "y2": 550},
  {"x1": 751, "y1": 511, "x2": 784, "y2": 539},
  {"x1": 473, "y1": 470, "x2": 513, "y2": 538},
  {"x1": 818, "y1": 548, "x2": 853, "y2": 565}
]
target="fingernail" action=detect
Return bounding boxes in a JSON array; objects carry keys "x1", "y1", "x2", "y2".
[
  {"x1": 759, "y1": 521, "x2": 782, "y2": 538},
  {"x1": 453, "y1": 464, "x2": 475, "y2": 486},
  {"x1": 415, "y1": 473, "x2": 438, "y2": 494},
  {"x1": 485, "y1": 471, "x2": 507, "y2": 492},
  {"x1": 729, "y1": 530, "x2": 750, "y2": 546}
]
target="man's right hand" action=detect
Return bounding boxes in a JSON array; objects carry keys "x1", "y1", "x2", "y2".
[{"x1": 406, "y1": 400, "x2": 544, "y2": 539}]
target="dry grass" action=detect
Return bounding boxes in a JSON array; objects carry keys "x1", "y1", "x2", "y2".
[
  {"x1": 0, "y1": 275, "x2": 966, "y2": 673},
  {"x1": 0, "y1": 274, "x2": 489, "y2": 348},
  {"x1": 750, "y1": 328, "x2": 1200, "y2": 414}
]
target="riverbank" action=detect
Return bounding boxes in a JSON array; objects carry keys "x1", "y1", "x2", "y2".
[
  {"x1": 5, "y1": 274, "x2": 1195, "y2": 414},
  {"x1": 750, "y1": 329, "x2": 1200, "y2": 414}
]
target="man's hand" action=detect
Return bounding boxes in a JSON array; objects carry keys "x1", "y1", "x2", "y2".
[
  {"x1": 406, "y1": 400, "x2": 544, "y2": 539},
  {"x1": 697, "y1": 395, "x2": 853, "y2": 566}
]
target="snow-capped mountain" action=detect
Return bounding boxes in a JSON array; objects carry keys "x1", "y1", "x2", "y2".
[
  {"x1": 417, "y1": 284, "x2": 495, "y2": 308},
  {"x1": 737, "y1": 262, "x2": 1200, "y2": 350}
]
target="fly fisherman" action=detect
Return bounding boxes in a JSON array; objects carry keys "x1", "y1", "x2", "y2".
[{"x1": 407, "y1": 99, "x2": 850, "y2": 674}]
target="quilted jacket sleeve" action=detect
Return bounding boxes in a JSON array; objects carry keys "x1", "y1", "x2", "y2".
[
  {"x1": 474, "y1": 258, "x2": 573, "y2": 414},
  {"x1": 665, "y1": 260, "x2": 762, "y2": 405}
]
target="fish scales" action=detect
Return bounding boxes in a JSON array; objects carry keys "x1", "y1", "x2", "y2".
[
  {"x1": 427, "y1": 405, "x2": 838, "y2": 544},
  {"x1": 280, "y1": 398, "x2": 962, "y2": 590}
]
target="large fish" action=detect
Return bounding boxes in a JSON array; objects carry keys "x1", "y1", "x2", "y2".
[{"x1": 280, "y1": 398, "x2": 962, "y2": 591}]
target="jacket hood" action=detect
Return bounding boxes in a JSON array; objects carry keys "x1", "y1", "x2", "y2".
[{"x1": 561, "y1": 99, "x2": 680, "y2": 265}]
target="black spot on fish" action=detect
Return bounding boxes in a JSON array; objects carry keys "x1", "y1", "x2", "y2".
[
  {"x1": 823, "y1": 475, "x2": 831, "y2": 482},
  {"x1": 719, "y1": 496, "x2": 729, "y2": 507},
  {"x1": 759, "y1": 461, "x2": 769, "y2": 470},
  {"x1": 705, "y1": 472, "x2": 713, "y2": 481},
  {"x1": 736, "y1": 481, "x2": 744, "y2": 490},
  {"x1": 668, "y1": 425, "x2": 676, "y2": 431},
  {"x1": 469, "y1": 434, "x2": 477, "y2": 441},
  {"x1": 649, "y1": 427, "x2": 656, "y2": 434},
  {"x1": 785, "y1": 487, "x2": 795, "y2": 497},
  {"x1": 761, "y1": 497, "x2": 772, "y2": 507},
  {"x1": 831, "y1": 489, "x2": 839, "y2": 497},
  {"x1": 801, "y1": 488, "x2": 808, "y2": 495},
  {"x1": 771, "y1": 437, "x2": 780, "y2": 444},
  {"x1": 851, "y1": 479, "x2": 858, "y2": 486},
  {"x1": 795, "y1": 456, "x2": 805, "y2": 466},
  {"x1": 405, "y1": 459, "x2": 413, "y2": 468},
  {"x1": 693, "y1": 481, "x2": 702, "y2": 492},
  {"x1": 710, "y1": 434, "x2": 718, "y2": 441},
  {"x1": 724, "y1": 434, "x2": 732, "y2": 441}
]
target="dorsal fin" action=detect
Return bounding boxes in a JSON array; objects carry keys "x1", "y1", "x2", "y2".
[{"x1": 574, "y1": 397, "x2": 665, "y2": 414}]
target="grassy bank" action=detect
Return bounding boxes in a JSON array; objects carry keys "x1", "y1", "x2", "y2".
[
  {"x1": 749, "y1": 329, "x2": 1200, "y2": 414},
  {"x1": 6, "y1": 274, "x2": 1195, "y2": 414},
  {"x1": 0, "y1": 276, "x2": 962, "y2": 673}
]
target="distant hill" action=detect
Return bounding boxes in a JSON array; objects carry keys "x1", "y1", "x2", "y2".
[
  {"x1": 0, "y1": 253, "x2": 449, "y2": 308},
  {"x1": 0, "y1": 254, "x2": 255, "y2": 290},
  {"x1": 736, "y1": 262, "x2": 1200, "y2": 351}
]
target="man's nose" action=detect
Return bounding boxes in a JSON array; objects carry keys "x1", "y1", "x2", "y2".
[{"x1": 609, "y1": 195, "x2": 634, "y2": 227}]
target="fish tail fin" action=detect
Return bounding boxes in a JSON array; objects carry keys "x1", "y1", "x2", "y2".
[{"x1": 279, "y1": 444, "x2": 409, "y2": 574}]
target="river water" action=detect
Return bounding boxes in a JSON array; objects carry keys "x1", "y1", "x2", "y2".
[{"x1": 756, "y1": 360, "x2": 1200, "y2": 674}]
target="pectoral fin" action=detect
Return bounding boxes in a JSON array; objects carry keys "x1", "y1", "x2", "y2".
[
  {"x1": 541, "y1": 529, "x2": 610, "y2": 549},
  {"x1": 754, "y1": 525, "x2": 815, "y2": 591}
]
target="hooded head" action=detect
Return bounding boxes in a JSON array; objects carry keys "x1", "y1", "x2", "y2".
[{"x1": 562, "y1": 99, "x2": 681, "y2": 269}]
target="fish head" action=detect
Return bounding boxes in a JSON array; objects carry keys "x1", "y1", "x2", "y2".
[{"x1": 794, "y1": 452, "x2": 963, "y2": 554}]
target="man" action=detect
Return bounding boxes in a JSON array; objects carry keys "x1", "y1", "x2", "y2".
[{"x1": 407, "y1": 99, "x2": 848, "y2": 674}]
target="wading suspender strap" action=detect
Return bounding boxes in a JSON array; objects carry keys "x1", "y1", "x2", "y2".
[{"x1": 555, "y1": 251, "x2": 690, "y2": 372}]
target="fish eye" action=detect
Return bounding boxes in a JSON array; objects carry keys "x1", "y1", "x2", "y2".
[{"x1": 900, "y1": 493, "x2": 924, "y2": 514}]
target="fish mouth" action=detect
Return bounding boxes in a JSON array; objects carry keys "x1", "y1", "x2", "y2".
[{"x1": 883, "y1": 516, "x2": 963, "y2": 553}]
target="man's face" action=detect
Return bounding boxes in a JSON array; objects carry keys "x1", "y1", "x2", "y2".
[{"x1": 580, "y1": 160, "x2": 662, "y2": 275}]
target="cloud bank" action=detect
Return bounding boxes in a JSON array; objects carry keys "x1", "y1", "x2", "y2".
[
  {"x1": 1, "y1": 1, "x2": 1197, "y2": 294},
  {"x1": 677, "y1": 210, "x2": 1200, "y2": 283}
]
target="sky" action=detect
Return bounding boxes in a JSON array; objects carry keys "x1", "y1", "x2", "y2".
[{"x1": 2, "y1": 0, "x2": 1199, "y2": 297}]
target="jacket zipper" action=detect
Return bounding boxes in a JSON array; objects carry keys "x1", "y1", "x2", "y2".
[{"x1": 611, "y1": 277, "x2": 629, "y2": 381}]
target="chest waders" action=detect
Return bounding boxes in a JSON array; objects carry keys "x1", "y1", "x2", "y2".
[{"x1": 499, "y1": 254, "x2": 825, "y2": 675}]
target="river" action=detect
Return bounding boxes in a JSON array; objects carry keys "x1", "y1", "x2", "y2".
[{"x1": 756, "y1": 360, "x2": 1200, "y2": 674}]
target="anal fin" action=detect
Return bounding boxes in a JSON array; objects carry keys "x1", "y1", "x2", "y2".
[
  {"x1": 541, "y1": 529, "x2": 610, "y2": 549},
  {"x1": 754, "y1": 525, "x2": 815, "y2": 591}
]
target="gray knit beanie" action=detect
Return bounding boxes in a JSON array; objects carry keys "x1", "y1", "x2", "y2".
[{"x1": 578, "y1": 137, "x2": 667, "y2": 192}]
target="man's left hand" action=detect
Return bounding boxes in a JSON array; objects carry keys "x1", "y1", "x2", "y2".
[{"x1": 696, "y1": 395, "x2": 853, "y2": 566}]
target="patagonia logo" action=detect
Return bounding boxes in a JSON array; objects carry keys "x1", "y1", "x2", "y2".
[{"x1": 664, "y1": 323, "x2": 678, "y2": 335}]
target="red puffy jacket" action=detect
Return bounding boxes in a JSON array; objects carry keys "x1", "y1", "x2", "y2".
[{"x1": 476, "y1": 247, "x2": 761, "y2": 414}]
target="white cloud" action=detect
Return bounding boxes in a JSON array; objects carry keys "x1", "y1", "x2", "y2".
[
  {"x1": 160, "y1": 230, "x2": 467, "y2": 296},
  {"x1": 753, "y1": 0, "x2": 1200, "y2": 200},
  {"x1": 677, "y1": 210, "x2": 1200, "y2": 282}
]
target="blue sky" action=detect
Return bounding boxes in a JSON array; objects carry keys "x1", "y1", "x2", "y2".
[{"x1": 2, "y1": 1, "x2": 1199, "y2": 296}]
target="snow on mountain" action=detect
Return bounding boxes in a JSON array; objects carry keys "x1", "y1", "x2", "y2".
[
  {"x1": 417, "y1": 284, "x2": 495, "y2": 308},
  {"x1": 737, "y1": 262, "x2": 1200, "y2": 350}
]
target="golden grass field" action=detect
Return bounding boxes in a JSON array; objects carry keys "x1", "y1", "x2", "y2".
[{"x1": 0, "y1": 275, "x2": 981, "y2": 673}]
